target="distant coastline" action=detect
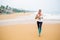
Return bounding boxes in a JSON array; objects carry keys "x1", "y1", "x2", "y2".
[{"x1": 0, "y1": 5, "x2": 36, "y2": 14}]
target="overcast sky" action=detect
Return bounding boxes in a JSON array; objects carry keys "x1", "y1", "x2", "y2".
[{"x1": 0, "y1": 0, "x2": 60, "y2": 13}]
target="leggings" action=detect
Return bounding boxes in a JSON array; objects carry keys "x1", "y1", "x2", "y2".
[{"x1": 37, "y1": 21, "x2": 43, "y2": 34}]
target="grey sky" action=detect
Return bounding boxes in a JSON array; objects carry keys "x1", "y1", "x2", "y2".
[{"x1": 0, "y1": 0, "x2": 60, "y2": 13}]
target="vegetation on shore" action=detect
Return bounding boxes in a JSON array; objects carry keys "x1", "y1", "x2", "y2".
[{"x1": 0, "y1": 5, "x2": 35, "y2": 14}]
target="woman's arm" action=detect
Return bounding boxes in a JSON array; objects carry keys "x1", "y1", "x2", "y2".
[{"x1": 35, "y1": 15, "x2": 38, "y2": 19}]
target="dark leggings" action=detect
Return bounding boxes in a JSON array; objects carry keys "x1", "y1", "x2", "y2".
[{"x1": 37, "y1": 21, "x2": 43, "y2": 34}]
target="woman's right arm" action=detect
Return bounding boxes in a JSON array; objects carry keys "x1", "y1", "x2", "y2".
[{"x1": 35, "y1": 15, "x2": 38, "y2": 19}]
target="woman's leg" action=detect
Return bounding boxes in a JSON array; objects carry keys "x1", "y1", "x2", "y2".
[
  {"x1": 37, "y1": 21, "x2": 40, "y2": 36},
  {"x1": 37, "y1": 21, "x2": 43, "y2": 36},
  {"x1": 39, "y1": 22, "x2": 42, "y2": 34}
]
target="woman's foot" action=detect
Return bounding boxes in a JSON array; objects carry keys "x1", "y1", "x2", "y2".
[
  {"x1": 39, "y1": 35, "x2": 40, "y2": 37},
  {"x1": 39, "y1": 34, "x2": 40, "y2": 37}
]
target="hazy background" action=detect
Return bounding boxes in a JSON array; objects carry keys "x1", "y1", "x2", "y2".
[{"x1": 0, "y1": 0, "x2": 60, "y2": 13}]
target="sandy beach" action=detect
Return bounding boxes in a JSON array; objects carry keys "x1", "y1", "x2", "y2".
[
  {"x1": 0, "y1": 12, "x2": 32, "y2": 20},
  {"x1": 0, "y1": 13, "x2": 60, "y2": 40}
]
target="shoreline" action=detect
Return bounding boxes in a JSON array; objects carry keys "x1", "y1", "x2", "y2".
[
  {"x1": 0, "y1": 19, "x2": 60, "y2": 26},
  {"x1": 0, "y1": 12, "x2": 60, "y2": 26},
  {"x1": 0, "y1": 20, "x2": 60, "y2": 26}
]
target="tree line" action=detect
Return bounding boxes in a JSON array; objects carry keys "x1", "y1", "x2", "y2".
[{"x1": 0, "y1": 5, "x2": 31, "y2": 14}]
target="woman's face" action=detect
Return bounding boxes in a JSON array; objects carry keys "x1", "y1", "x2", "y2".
[
  {"x1": 38, "y1": 9, "x2": 41, "y2": 14},
  {"x1": 39, "y1": 10, "x2": 41, "y2": 12}
]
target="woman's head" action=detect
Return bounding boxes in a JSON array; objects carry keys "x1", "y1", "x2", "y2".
[
  {"x1": 39, "y1": 9, "x2": 41, "y2": 13},
  {"x1": 38, "y1": 9, "x2": 42, "y2": 16},
  {"x1": 38, "y1": 9, "x2": 42, "y2": 14}
]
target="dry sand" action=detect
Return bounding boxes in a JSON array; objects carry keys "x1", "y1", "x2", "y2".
[
  {"x1": 0, "y1": 13, "x2": 60, "y2": 40},
  {"x1": 0, "y1": 23, "x2": 60, "y2": 40}
]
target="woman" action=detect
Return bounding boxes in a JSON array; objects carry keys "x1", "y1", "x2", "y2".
[{"x1": 35, "y1": 9, "x2": 43, "y2": 37}]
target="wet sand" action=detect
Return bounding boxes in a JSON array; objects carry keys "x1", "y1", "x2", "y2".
[{"x1": 0, "y1": 12, "x2": 32, "y2": 20}]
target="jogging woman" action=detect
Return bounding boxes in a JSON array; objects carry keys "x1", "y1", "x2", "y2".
[{"x1": 35, "y1": 9, "x2": 43, "y2": 37}]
